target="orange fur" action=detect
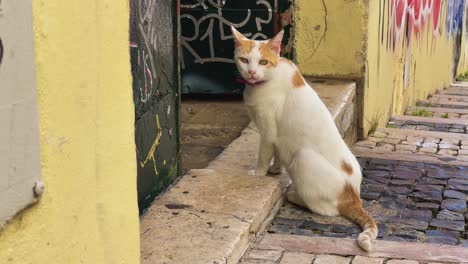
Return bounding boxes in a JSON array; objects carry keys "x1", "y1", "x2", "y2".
[
  {"x1": 232, "y1": 29, "x2": 255, "y2": 54},
  {"x1": 292, "y1": 70, "x2": 305, "y2": 88},
  {"x1": 341, "y1": 161, "x2": 353, "y2": 176},
  {"x1": 237, "y1": 39, "x2": 255, "y2": 54},
  {"x1": 338, "y1": 184, "x2": 378, "y2": 251},
  {"x1": 259, "y1": 42, "x2": 279, "y2": 66}
]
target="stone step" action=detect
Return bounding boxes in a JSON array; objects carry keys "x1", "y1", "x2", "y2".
[
  {"x1": 450, "y1": 81, "x2": 468, "y2": 89},
  {"x1": 255, "y1": 234, "x2": 468, "y2": 263},
  {"x1": 389, "y1": 115, "x2": 468, "y2": 133},
  {"x1": 417, "y1": 99, "x2": 468, "y2": 109},
  {"x1": 306, "y1": 77, "x2": 357, "y2": 145},
  {"x1": 406, "y1": 106, "x2": 468, "y2": 119},
  {"x1": 440, "y1": 88, "x2": 468, "y2": 96},
  {"x1": 141, "y1": 78, "x2": 358, "y2": 264},
  {"x1": 352, "y1": 128, "x2": 468, "y2": 165},
  {"x1": 431, "y1": 94, "x2": 468, "y2": 103}
]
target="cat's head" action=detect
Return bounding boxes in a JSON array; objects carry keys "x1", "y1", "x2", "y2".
[{"x1": 231, "y1": 26, "x2": 284, "y2": 84}]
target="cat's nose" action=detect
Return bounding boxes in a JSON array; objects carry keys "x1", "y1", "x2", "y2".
[{"x1": 248, "y1": 69, "x2": 256, "y2": 76}]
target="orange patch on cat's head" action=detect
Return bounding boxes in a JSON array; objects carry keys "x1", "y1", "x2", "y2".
[
  {"x1": 259, "y1": 42, "x2": 279, "y2": 66},
  {"x1": 237, "y1": 39, "x2": 255, "y2": 54},
  {"x1": 292, "y1": 70, "x2": 305, "y2": 88},
  {"x1": 341, "y1": 161, "x2": 353, "y2": 176},
  {"x1": 231, "y1": 26, "x2": 255, "y2": 54}
]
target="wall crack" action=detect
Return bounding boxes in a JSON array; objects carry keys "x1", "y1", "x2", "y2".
[{"x1": 305, "y1": 0, "x2": 328, "y2": 62}]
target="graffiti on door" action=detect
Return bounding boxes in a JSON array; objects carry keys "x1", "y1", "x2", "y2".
[
  {"x1": 181, "y1": 0, "x2": 273, "y2": 67},
  {"x1": 180, "y1": 0, "x2": 293, "y2": 94}
]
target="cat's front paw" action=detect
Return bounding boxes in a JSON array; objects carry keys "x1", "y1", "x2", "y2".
[
  {"x1": 248, "y1": 170, "x2": 257, "y2": 176},
  {"x1": 268, "y1": 164, "x2": 283, "y2": 174}
]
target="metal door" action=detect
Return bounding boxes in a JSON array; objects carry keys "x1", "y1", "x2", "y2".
[{"x1": 180, "y1": 0, "x2": 293, "y2": 94}]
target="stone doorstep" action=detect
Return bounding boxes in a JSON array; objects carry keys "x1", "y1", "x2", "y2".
[
  {"x1": 140, "y1": 127, "x2": 288, "y2": 264},
  {"x1": 306, "y1": 77, "x2": 357, "y2": 143},
  {"x1": 259, "y1": 234, "x2": 468, "y2": 263},
  {"x1": 140, "y1": 79, "x2": 357, "y2": 264}
]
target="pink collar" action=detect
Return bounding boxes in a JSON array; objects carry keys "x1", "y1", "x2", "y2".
[{"x1": 236, "y1": 76, "x2": 266, "y2": 86}]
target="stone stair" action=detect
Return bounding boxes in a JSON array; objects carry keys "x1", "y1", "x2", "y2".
[
  {"x1": 140, "y1": 78, "x2": 358, "y2": 264},
  {"x1": 355, "y1": 82, "x2": 468, "y2": 164}
]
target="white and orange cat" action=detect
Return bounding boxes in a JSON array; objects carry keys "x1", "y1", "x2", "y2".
[{"x1": 231, "y1": 26, "x2": 378, "y2": 251}]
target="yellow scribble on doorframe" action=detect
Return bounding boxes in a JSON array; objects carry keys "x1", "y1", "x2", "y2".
[{"x1": 140, "y1": 115, "x2": 162, "y2": 175}]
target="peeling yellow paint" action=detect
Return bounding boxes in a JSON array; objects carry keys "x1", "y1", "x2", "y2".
[{"x1": 140, "y1": 115, "x2": 163, "y2": 175}]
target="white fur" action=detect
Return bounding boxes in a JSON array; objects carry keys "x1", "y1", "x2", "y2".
[
  {"x1": 242, "y1": 60, "x2": 362, "y2": 216},
  {"x1": 232, "y1": 28, "x2": 375, "y2": 251}
]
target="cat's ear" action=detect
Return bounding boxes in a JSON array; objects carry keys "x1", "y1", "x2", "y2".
[
  {"x1": 231, "y1": 26, "x2": 246, "y2": 47},
  {"x1": 268, "y1": 30, "x2": 284, "y2": 54}
]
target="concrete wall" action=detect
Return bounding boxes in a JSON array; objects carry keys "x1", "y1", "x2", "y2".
[
  {"x1": 294, "y1": 0, "x2": 369, "y2": 79},
  {"x1": 0, "y1": 1, "x2": 140, "y2": 263},
  {"x1": 364, "y1": 0, "x2": 466, "y2": 135}
]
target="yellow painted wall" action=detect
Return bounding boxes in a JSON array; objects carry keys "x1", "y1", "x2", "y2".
[
  {"x1": 457, "y1": 7, "x2": 468, "y2": 76},
  {"x1": 295, "y1": 0, "x2": 369, "y2": 78},
  {"x1": 363, "y1": 0, "x2": 459, "y2": 135},
  {"x1": 295, "y1": 0, "x2": 468, "y2": 136},
  {"x1": 0, "y1": 1, "x2": 140, "y2": 263}
]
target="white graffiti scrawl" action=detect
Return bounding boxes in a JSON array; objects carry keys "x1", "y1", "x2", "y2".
[{"x1": 180, "y1": 0, "x2": 273, "y2": 69}]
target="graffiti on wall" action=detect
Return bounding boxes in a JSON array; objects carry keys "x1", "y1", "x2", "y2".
[
  {"x1": 446, "y1": 0, "x2": 466, "y2": 37},
  {"x1": 387, "y1": 0, "x2": 465, "y2": 47},
  {"x1": 130, "y1": 41, "x2": 155, "y2": 104},
  {"x1": 381, "y1": 0, "x2": 466, "y2": 85},
  {"x1": 130, "y1": 0, "x2": 180, "y2": 213}
]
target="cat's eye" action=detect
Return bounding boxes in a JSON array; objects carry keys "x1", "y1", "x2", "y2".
[
  {"x1": 259, "y1": 59, "x2": 269, "y2": 65},
  {"x1": 239, "y1": 57, "x2": 249, "y2": 64}
]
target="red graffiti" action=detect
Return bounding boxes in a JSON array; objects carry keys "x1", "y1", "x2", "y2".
[
  {"x1": 433, "y1": 0, "x2": 442, "y2": 33},
  {"x1": 392, "y1": 0, "x2": 441, "y2": 38}
]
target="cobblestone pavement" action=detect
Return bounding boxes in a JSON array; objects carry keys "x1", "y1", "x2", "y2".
[
  {"x1": 353, "y1": 128, "x2": 468, "y2": 161},
  {"x1": 269, "y1": 158, "x2": 468, "y2": 246},
  {"x1": 239, "y1": 83, "x2": 468, "y2": 264}
]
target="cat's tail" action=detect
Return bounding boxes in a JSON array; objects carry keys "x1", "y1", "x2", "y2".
[{"x1": 338, "y1": 183, "x2": 378, "y2": 252}]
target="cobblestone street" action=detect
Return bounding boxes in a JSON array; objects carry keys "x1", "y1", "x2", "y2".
[{"x1": 239, "y1": 82, "x2": 468, "y2": 264}]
